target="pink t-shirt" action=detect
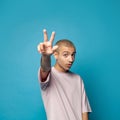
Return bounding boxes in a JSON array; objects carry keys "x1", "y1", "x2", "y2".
[{"x1": 38, "y1": 67, "x2": 92, "y2": 120}]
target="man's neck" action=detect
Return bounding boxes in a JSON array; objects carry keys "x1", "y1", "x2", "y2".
[{"x1": 54, "y1": 64, "x2": 68, "y2": 73}]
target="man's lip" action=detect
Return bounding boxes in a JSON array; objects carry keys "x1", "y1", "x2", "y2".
[{"x1": 67, "y1": 64, "x2": 72, "y2": 66}]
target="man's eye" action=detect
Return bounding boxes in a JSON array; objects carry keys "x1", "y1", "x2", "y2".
[
  {"x1": 63, "y1": 54, "x2": 68, "y2": 57},
  {"x1": 72, "y1": 53, "x2": 75, "y2": 57}
]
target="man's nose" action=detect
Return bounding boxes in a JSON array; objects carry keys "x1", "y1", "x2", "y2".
[{"x1": 68, "y1": 55, "x2": 74, "y2": 62}]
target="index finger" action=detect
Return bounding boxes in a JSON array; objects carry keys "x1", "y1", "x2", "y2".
[
  {"x1": 43, "y1": 29, "x2": 48, "y2": 42},
  {"x1": 49, "y1": 31, "x2": 55, "y2": 44}
]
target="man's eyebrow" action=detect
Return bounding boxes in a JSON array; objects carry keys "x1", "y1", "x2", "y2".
[
  {"x1": 62, "y1": 51, "x2": 69, "y2": 53},
  {"x1": 62, "y1": 51, "x2": 76, "y2": 54},
  {"x1": 72, "y1": 51, "x2": 76, "y2": 54}
]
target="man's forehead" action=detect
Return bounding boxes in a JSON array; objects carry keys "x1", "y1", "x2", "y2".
[{"x1": 59, "y1": 46, "x2": 76, "y2": 53}]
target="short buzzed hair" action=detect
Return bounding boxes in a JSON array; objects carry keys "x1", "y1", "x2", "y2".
[{"x1": 55, "y1": 39, "x2": 76, "y2": 52}]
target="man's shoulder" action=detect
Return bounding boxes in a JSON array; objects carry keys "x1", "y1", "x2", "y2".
[{"x1": 69, "y1": 70, "x2": 82, "y2": 80}]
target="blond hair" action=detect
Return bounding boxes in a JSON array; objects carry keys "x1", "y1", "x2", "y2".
[{"x1": 55, "y1": 39, "x2": 76, "y2": 52}]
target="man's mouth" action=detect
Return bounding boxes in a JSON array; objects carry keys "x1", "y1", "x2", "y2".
[{"x1": 67, "y1": 64, "x2": 72, "y2": 67}]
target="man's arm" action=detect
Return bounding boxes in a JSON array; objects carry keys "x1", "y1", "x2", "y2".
[
  {"x1": 82, "y1": 112, "x2": 88, "y2": 120},
  {"x1": 40, "y1": 55, "x2": 51, "y2": 82},
  {"x1": 37, "y1": 29, "x2": 58, "y2": 82}
]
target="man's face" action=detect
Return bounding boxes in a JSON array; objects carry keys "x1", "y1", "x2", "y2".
[{"x1": 54, "y1": 46, "x2": 76, "y2": 72}]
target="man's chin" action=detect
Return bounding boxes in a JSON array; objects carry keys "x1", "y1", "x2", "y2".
[{"x1": 65, "y1": 67, "x2": 71, "y2": 72}]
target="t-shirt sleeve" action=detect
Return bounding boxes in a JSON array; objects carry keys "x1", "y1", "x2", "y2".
[
  {"x1": 81, "y1": 79, "x2": 92, "y2": 113},
  {"x1": 38, "y1": 68, "x2": 51, "y2": 90}
]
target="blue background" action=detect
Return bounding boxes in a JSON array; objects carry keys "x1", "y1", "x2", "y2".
[{"x1": 0, "y1": 0, "x2": 120, "y2": 120}]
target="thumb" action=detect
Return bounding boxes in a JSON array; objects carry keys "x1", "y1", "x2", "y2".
[{"x1": 52, "y1": 45, "x2": 58, "y2": 52}]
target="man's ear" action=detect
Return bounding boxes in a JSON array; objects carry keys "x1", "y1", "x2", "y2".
[{"x1": 53, "y1": 51, "x2": 58, "y2": 60}]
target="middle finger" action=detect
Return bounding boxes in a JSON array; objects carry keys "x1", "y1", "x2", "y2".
[{"x1": 43, "y1": 29, "x2": 48, "y2": 42}]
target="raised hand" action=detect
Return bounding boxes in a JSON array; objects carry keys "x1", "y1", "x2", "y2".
[{"x1": 37, "y1": 29, "x2": 58, "y2": 56}]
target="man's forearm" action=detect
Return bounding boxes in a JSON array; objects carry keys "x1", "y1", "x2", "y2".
[
  {"x1": 41, "y1": 55, "x2": 51, "y2": 72},
  {"x1": 82, "y1": 112, "x2": 88, "y2": 120}
]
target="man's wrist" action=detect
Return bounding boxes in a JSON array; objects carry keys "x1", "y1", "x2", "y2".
[{"x1": 42, "y1": 53, "x2": 51, "y2": 57}]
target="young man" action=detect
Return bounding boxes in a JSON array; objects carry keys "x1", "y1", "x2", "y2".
[{"x1": 37, "y1": 29, "x2": 92, "y2": 120}]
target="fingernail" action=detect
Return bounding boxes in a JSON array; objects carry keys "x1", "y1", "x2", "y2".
[
  {"x1": 52, "y1": 31, "x2": 55, "y2": 34},
  {"x1": 43, "y1": 29, "x2": 46, "y2": 32}
]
